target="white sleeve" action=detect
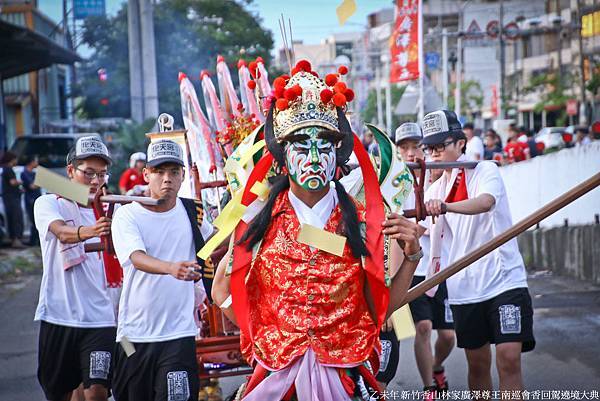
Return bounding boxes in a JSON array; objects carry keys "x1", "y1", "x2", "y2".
[
  {"x1": 475, "y1": 162, "x2": 504, "y2": 210},
  {"x1": 200, "y1": 218, "x2": 214, "y2": 241},
  {"x1": 111, "y1": 206, "x2": 146, "y2": 268},
  {"x1": 476, "y1": 137, "x2": 485, "y2": 159},
  {"x1": 34, "y1": 195, "x2": 65, "y2": 241}
]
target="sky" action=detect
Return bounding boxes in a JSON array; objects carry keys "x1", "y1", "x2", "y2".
[{"x1": 37, "y1": 0, "x2": 394, "y2": 55}]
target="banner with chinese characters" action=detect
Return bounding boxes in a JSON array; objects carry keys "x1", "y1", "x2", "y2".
[{"x1": 390, "y1": 0, "x2": 421, "y2": 83}]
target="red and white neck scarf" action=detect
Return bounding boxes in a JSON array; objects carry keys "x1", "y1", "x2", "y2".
[{"x1": 425, "y1": 155, "x2": 469, "y2": 297}]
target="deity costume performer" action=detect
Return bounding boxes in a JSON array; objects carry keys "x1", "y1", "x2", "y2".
[{"x1": 208, "y1": 59, "x2": 420, "y2": 401}]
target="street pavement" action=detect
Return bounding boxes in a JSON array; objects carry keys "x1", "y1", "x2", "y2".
[{"x1": 1, "y1": 270, "x2": 599, "y2": 400}]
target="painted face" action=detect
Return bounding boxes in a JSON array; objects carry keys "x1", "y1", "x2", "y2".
[{"x1": 285, "y1": 126, "x2": 336, "y2": 191}]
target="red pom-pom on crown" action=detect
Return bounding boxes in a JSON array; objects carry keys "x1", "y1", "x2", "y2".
[{"x1": 295, "y1": 59, "x2": 312, "y2": 72}]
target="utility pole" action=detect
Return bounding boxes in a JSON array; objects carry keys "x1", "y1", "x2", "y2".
[
  {"x1": 63, "y1": 0, "x2": 74, "y2": 133},
  {"x1": 383, "y1": 54, "x2": 392, "y2": 133},
  {"x1": 455, "y1": 35, "x2": 462, "y2": 118},
  {"x1": 498, "y1": 0, "x2": 506, "y2": 119},
  {"x1": 455, "y1": 1, "x2": 470, "y2": 119},
  {"x1": 554, "y1": 0, "x2": 563, "y2": 91},
  {"x1": 442, "y1": 28, "x2": 449, "y2": 109},
  {"x1": 139, "y1": 0, "x2": 159, "y2": 120},
  {"x1": 128, "y1": 0, "x2": 159, "y2": 122},
  {"x1": 417, "y1": 0, "x2": 424, "y2": 123},
  {"x1": 576, "y1": 0, "x2": 587, "y2": 125},
  {"x1": 375, "y1": 64, "x2": 383, "y2": 128},
  {"x1": 128, "y1": 0, "x2": 144, "y2": 122}
]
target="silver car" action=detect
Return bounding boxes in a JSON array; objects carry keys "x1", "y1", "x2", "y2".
[{"x1": 535, "y1": 127, "x2": 567, "y2": 152}]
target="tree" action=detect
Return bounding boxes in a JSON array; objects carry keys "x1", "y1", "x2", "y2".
[
  {"x1": 523, "y1": 72, "x2": 572, "y2": 126},
  {"x1": 361, "y1": 85, "x2": 406, "y2": 132},
  {"x1": 447, "y1": 80, "x2": 483, "y2": 118},
  {"x1": 76, "y1": 0, "x2": 274, "y2": 125},
  {"x1": 106, "y1": 119, "x2": 155, "y2": 192}
]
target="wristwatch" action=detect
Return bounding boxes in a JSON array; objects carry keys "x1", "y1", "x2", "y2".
[{"x1": 405, "y1": 247, "x2": 424, "y2": 262}]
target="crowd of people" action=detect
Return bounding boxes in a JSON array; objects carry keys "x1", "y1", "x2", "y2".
[
  {"x1": 0, "y1": 152, "x2": 42, "y2": 248},
  {"x1": 8, "y1": 55, "x2": 593, "y2": 401},
  {"x1": 364, "y1": 121, "x2": 600, "y2": 168},
  {"x1": 25, "y1": 104, "x2": 539, "y2": 401}
]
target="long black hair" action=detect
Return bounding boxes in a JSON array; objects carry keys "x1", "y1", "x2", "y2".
[
  {"x1": 239, "y1": 175, "x2": 368, "y2": 259},
  {"x1": 243, "y1": 104, "x2": 367, "y2": 258}
]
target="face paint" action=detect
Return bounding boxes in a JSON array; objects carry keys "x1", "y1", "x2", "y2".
[{"x1": 285, "y1": 126, "x2": 336, "y2": 191}]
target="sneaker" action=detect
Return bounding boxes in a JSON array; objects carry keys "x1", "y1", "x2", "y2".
[
  {"x1": 423, "y1": 385, "x2": 437, "y2": 401},
  {"x1": 433, "y1": 367, "x2": 449, "y2": 392}
]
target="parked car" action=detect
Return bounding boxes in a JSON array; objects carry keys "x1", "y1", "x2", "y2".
[
  {"x1": 9, "y1": 133, "x2": 98, "y2": 176},
  {"x1": 1, "y1": 133, "x2": 98, "y2": 244},
  {"x1": 535, "y1": 127, "x2": 568, "y2": 152}
]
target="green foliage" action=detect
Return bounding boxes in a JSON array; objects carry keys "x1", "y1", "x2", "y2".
[
  {"x1": 523, "y1": 72, "x2": 571, "y2": 126},
  {"x1": 106, "y1": 119, "x2": 155, "y2": 192},
  {"x1": 76, "y1": 0, "x2": 274, "y2": 125},
  {"x1": 447, "y1": 80, "x2": 483, "y2": 117},
  {"x1": 586, "y1": 72, "x2": 600, "y2": 96},
  {"x1": 361, "y1": 85, "x2": 406, "y2": 130}
]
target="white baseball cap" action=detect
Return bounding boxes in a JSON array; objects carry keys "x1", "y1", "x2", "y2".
[
  {"x1": 146, "y1": 139, "x2": 185, "y2": 168},
  {"x1": 395, "y1": 122, "x2": 423, "y2": 144},
  {"x1": 67, "y1": 136, "x2": 112, "y2": 165},
  {"x1": 420, "y1": 110, "x2": 464, "y2": 145}
]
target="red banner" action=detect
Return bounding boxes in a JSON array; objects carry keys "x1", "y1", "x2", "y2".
[
  {"x1": 491, "y1": 84, "x2": 498, "y2": 117},
  {"x1": 390, "y1": 0, "x2": 421, "y2": 83}
]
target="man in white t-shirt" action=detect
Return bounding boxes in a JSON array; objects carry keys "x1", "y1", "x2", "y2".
[
  {"x1": 394, "y1": 122, "x2": 455, "y2": 396},
  {"x1": 34, "y1": 136, "x2": 116, "y2": 401},
  {"x1": 111, "y1": 139, "x2": 213, "y2": 401},
  {"x1": 463, "y1": 123, "x2": 484, "y2": 161},
  {"x1": 421, "y1": 110, "x2": 535, "y2": 396}
]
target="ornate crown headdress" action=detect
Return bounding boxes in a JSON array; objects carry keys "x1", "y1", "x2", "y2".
[{"x1": 245, "y1": 58, "x2": 355, "y2": 167}]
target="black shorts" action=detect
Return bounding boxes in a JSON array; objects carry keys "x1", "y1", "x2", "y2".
[
  {"x1": 376, "y1": 329, "x2": 400, "y2": 384},
  {"x1": 408, "y1": 276, "x2": 455, "y2": 330},
  {"x1": 451, "y1": 287, "x2": 536, "y2": 352},
  {"x1": 37, "y1": 321, "x2": 116, "y2": 400},
  {"x1": 112, "y1": 336, "x2": 199, "y2": 401}
]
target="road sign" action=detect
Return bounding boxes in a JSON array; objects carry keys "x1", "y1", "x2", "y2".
[
  {"x1": 465, "y1": 20, "x2": 483, "y2": 39},
  {"x1": 425, "y1": 52, "x2": 440, "y2": 69},
  {"x1": 504, "y1": 22, "x2": 520, "y2": 40},
  {"x1": 74, "y1": 0, "x2": 106, "y2": 19},
  {"x1": 566, "y1": 99, "x2": 578, "y2": 116},
  {"x1": 486, "y1": 20, "x2": 499, "y2": 38}
]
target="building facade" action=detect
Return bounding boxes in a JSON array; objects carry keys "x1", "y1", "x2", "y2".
[{"x1": 1, "y1": 0, "x2": 71, "y2": 147}]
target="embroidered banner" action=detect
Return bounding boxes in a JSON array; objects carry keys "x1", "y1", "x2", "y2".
[{"x1": 390, "y1": 0, "x2": 421, "y2": 83}]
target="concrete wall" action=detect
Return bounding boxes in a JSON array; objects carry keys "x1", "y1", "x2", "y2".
[
  {"x1": 518, "y1": 225, "x2": 600, "y2": 285},
  {"x1": 500, "y1": 141, "x2": 600, "y2": 229}
]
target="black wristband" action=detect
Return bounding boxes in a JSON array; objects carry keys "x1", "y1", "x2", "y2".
[{"x1": 77, "y1": 225, "x2": 83, "y2": 242}]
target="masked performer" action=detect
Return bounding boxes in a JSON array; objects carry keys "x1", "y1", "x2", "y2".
[{"x1": 211, "y1": 60, "x2": 422, "y2": 401}]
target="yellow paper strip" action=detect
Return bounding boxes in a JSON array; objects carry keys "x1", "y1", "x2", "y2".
[
  {"x1": 197, "y1": 207, "x2": 245, "y2": 259},
  {"x1": 223, "y1": 158, "x2": 242, "y2": 174},
  {"x1": 211, "y1": 190, "x2": 244, "y2": 230},
  {"x1": 250, "y1": 180, "x2": 270, "y2": 201},
  {"x1": 34, "y1": 166, "x2": 90, "y2": 205},
  {"x1": 336, "y1": 0, "x2": 357, "y2": 26},
  {"x1": 197, "y1": 192, "x2": 246, "y2": 260},
  {"x1": 238, "y1": 139, "x2": 265, "y2": 167},
  {"x1": 297, "y1": 224, "x2": 346, "y2": 257},
  {"x1": 391, "y1": 304, "x2": 416, "y2": 340}
]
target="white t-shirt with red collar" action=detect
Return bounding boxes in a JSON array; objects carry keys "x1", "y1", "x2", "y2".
[
  {"x1": 33, "y1": 195, "x2": 116, "y2": 328},
  {"x1": 425, "y1": 161, "x2": 528, "y2": 305}
]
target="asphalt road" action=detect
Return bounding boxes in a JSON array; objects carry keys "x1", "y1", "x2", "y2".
[{"x1": 1, "y1": 270, "x2": 599, "y2": 400}]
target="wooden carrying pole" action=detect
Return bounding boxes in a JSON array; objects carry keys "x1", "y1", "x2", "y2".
[
  {"x1": 88, "y1": 194, "x2": 162, "y2": 206},
  {"x1": 402, "y1": 172, "x2": 600, "y2": 305}
]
